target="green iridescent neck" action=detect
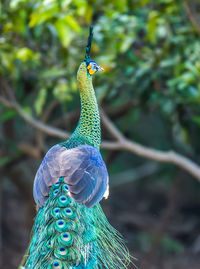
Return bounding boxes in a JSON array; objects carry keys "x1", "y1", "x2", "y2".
[{"x1": 64, "y1": 62, "x2": 101, "y2": 149}]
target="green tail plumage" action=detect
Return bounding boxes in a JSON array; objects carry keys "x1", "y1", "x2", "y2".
[{"x1": 23, "y1": 177, "x2": 130, "y2": 268}]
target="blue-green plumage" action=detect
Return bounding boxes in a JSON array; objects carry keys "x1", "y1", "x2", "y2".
[
  {"x1": 25, "y1": 177, "x2": 130, "y2": 268},
  {"x1": 20, "y1": 28, "x2": 131, "y2": 269}
]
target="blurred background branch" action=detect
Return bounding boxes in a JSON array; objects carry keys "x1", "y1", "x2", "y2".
[
  {"x1": 184, "y1": 1, "x2": 200, "y2": 36},
  {"x1": 1, "y1": 94, "x2": 200, "y2": 181}
]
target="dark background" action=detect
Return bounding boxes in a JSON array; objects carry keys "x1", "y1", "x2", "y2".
[{"x1": 1, "y1": 1, "x2": 200, "y2": 268}]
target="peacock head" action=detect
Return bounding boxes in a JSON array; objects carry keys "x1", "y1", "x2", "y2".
[
  {"x1": 84, "y1": 27, "x2": 103, "y2": 76},
  {"x1": 85, "y1": 59, "x2": 104, "y2": 76}
]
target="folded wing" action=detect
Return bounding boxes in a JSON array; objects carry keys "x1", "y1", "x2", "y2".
[{"x1": 33, "y1": 144, "x2": 109, "y2": 208}]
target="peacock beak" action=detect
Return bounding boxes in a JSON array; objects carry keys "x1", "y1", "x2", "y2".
[{"x1": 97, "y1": 65, "x2": 104, "y2": 72}]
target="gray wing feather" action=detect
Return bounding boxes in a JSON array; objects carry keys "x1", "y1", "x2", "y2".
[{"x1": 33, "y1": 144, "x2": 109, "y2": 208}]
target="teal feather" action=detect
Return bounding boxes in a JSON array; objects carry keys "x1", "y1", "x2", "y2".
[{"x1": 24, "y1": 177, "x2": 130, "y2": 268}]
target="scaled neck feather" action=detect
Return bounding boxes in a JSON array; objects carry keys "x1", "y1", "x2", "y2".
[{"x1": 65, "y1": 62, "x2": 101, "y2": 149}]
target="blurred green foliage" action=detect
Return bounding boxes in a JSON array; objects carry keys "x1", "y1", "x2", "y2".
[
  {"x1": 1, "y1": 0, "x2": 200, "y2": 256},
  {"x1": 135, "y1": 232, "x2": 184, "y2": 253},
  {"x1": 1, "y1": 0, "x2": 200, "y2": 153},
  {"x1": 1, "y1": 1, "x2": 200, "y2": 171}
]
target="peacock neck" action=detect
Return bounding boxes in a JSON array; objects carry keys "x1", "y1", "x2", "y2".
[{"x1": 66, "y1": 62, "x2": 101, "y2": 149}]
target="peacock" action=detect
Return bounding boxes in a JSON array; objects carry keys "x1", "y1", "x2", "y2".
[{"x1": 20, "y1": 27, "x2": 131, "y2": 269}]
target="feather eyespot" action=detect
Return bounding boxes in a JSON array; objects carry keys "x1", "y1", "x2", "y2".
[
  {"x1": 53, "y1": 190, "x2": 59, "y2": 196},
  {"x1": 65, "y1": 208, "x2": 73, "y2": 216},
  {"x1": 63, "y1": 233, "x2": 68, "y2": 238},
  {"x1": 60, "y1": 232, "x2": 73, "y2": 245},
  {"x1": 66, "y1": 208, "x2": 71, "y2": 213},
  {"x1": 58, "y1": 195, "x2": 69, "y2": 206}
]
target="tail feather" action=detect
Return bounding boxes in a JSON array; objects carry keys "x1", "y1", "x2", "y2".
[{"x1": 23, "y1": 177, "x2": 131, "y2": 268}]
